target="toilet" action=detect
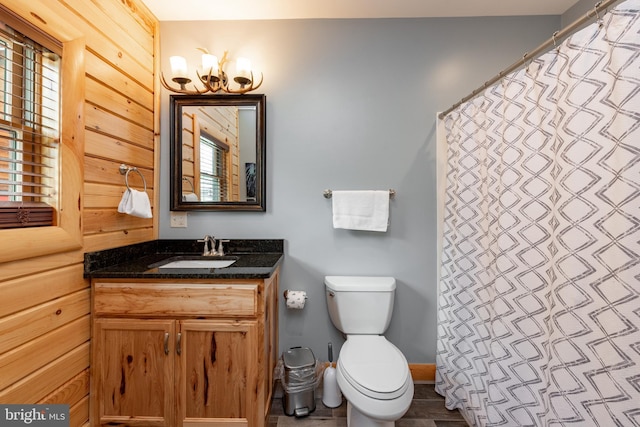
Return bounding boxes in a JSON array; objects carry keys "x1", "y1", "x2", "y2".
[{"x1": 324, "y1": 276, "x2": 414, "y2": 426}]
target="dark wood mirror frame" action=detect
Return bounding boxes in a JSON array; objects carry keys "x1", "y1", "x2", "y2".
[{"x1": 170, "y1": 94, "x2": 266, "y2": 211}]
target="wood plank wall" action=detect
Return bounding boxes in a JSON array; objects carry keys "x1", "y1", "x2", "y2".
[
  {"x1": 0, "y1": 0, "x2": 158, "y2": 426},
  {"x1": 182, "y1": 110, "x2": 199, "y2": 197}
]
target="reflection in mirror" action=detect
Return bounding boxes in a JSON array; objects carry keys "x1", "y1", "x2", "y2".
[
  {"x1": 180, "y1": 105, "x2": 256, "y2": 202},
  {"x1": 170, "y1": 94, "x2": 266, "y2": 211}
]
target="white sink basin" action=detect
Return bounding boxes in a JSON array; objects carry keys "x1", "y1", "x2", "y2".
[{"x1": 158, "y1": 259, "x2": 237, "y2": 269}]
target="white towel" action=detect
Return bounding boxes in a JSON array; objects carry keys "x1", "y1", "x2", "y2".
[
  {"x1": 182, "y1": 192, "x2": 199, "y2": 202},
  {"x1": 118, "y1": 189, "x2": 152, "y2": 218},
  {"x1": 332, "y1": 190, "x2": 389, "y2": 232}
]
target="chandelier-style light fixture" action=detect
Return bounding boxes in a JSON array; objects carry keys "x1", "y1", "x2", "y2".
[{"x1": 161, "y1": 49, "x2": 263, "y2": 95}]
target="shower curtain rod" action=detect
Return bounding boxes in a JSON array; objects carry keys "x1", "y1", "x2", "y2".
[{"x1": 438, "y1": 0, "x2": 624, "y2": 119}]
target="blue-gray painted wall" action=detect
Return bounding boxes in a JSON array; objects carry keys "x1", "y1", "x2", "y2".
[{"x1": 158, "y1": 14, "x2": 563, "y2": 362}]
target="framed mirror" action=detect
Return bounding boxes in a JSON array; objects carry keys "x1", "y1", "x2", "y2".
[{"x1": 170, "y1": 94, "x2": 266, "y2": 211}]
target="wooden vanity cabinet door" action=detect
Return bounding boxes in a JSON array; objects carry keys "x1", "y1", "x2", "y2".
[
  {"x1": 176, "y1": 320, "x2": 262, "y2": 427},
  {"x1": 93, "y1": 318, "x2": 175, "y2": 427}
]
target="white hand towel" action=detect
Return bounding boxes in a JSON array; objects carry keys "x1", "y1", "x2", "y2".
[
  {"x1": 118, "y1": 189, "x2": 153, "y2": 218},
  {"x1": 332, "y1": 190, "x2": 389, "y2": 232},
  {"x1": 182, "y1": 192, "x2": 199, "y2": 202}
]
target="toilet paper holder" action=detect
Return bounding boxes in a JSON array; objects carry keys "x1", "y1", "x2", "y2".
[{"x1": 283, "y1": 290, "x2": 308, "y2": 300}]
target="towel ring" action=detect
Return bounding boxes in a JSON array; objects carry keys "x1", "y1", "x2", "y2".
[
  {"x1": 119, "y1": 164, "x2": 147, "y2": 192},
  {"x1": 182, "y1": 176, "x2": 195, "y2": 192}
]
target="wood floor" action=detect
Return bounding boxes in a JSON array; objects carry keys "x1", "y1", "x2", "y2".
[{"x1": 268, "y1": 382, "x2": 469, "y2": 427}]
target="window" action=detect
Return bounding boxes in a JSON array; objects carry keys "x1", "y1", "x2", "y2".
[
  {"x1": 0, "y1": 19, "x2": 60, "y2": 228},
  {"x1": 199, "y1": 132, "x2": 228, "y2": 202}
]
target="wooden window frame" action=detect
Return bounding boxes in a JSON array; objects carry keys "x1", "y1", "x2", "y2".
[
  {"x1": 0, "y1": 9, "x2": 83, "y2": 263},
  {"x1": 0, "y1": 24, "x2": 59, "y2": 228},
  {"x1": 199, "y1": 132, "x2": 229, "y2": 202}
]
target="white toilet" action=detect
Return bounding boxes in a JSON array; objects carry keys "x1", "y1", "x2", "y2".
[{"x1": 324, "y1": 276, "x2": 414, "y2": 426}]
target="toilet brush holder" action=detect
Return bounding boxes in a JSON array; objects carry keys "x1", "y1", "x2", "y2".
[{"x1": 322, "y1": 342, "x2": 342, "y2": 408}]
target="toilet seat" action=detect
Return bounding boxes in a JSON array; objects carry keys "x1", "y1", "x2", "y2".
[{"x1": 338, "y1": 335, "x2": 411, "y2": 400}]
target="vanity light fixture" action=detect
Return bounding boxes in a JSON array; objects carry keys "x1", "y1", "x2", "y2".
[{"x1": 161, "y1": 49, "x2": 263, "y2": 95}]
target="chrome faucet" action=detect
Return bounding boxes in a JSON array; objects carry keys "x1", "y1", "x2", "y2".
[
  {"x1": 198, "y1": 235, "x2": 216, "y2": 256},
  {"x1": 198, "y1": 235, "x2": 230, "y2": 256}
]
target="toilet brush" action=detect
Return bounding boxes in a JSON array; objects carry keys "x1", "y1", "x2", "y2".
[{"x1": 322, "y1": 342, "x2": 342, "y2": 408}]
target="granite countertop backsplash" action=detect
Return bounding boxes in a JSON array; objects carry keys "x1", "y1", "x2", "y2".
[{"x1": 84, "y1": 239, "x2": 284, "y2": 279}]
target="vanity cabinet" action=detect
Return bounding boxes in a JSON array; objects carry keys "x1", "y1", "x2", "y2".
[{"x1": 90, "y1": 269, "x2": 279, "y2": 427}]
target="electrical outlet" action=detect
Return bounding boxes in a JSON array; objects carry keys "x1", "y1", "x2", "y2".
[{"x1": 170, "y1": 211, "x2": 188, "y2": 228}]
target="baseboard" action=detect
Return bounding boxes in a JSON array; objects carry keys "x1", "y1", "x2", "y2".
[{"x1": 409, "y1": 364, "x2": 436, "y2": 382}]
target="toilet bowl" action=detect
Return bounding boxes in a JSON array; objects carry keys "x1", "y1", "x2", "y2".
[
  {"x1": 324, "y1": 276, "x2": 414, "y2": 426},
  {"x1": 337, "y1": 335, "x2": 413, "y2": 426}
]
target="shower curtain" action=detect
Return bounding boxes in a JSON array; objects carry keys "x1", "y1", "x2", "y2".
[{"x1": 436, "y1": 1, "x2": 640, "y2": 426}]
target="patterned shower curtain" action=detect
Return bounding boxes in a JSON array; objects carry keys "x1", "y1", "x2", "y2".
[{"x1": 436, "y1": 1, "x2": 640, "y2": 426}]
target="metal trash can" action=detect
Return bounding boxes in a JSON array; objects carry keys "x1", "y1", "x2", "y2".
[{"x1": 282, "y1": 347, "x2": 317, "y2": 417}]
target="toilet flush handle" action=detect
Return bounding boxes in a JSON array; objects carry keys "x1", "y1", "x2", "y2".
[{"x1": 328, "y1": 291, "x2": 335, "y2": 297}]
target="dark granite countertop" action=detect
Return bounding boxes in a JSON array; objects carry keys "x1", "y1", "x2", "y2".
[{"x1": 84, "y1": 239, "x2": 283, "y2": 279}]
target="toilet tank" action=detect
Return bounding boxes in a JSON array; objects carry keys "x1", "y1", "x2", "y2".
[{"x1": 324, "y1": 276, "x2": 396, "y2": 334}]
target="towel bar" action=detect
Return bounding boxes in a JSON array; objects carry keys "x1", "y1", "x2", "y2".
[{"x1": 323, "y1": 189, "x2": 395, "y2": 199}]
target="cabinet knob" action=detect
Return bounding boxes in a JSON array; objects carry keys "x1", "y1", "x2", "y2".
[
  {"x1": 177, "y1": 332, "x2": 182, "y2": 355},
  {"x1": 164, "y1": 332, "x2": 169, "y2": 355}
]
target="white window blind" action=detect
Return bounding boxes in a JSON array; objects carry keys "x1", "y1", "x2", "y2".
[
  {"x1": 0, "y1": 18, "x2": 60, "y2": 228},
  {"x1": 199, "y1": 133, "x2": 228, "y2": 202}
]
